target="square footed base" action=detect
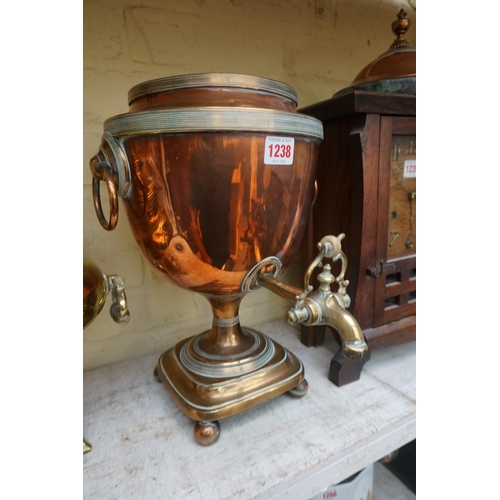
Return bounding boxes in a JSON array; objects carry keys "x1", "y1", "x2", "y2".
[{"x1": 155, "y1": 331, "x2": 305, "y2": 422}]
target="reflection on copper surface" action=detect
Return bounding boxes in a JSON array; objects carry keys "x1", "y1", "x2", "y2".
[{"x1": 123, "y1": 133, "x2": 318, "y2": 296}]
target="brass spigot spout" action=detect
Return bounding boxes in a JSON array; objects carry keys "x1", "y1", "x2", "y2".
[
  {"x1": 322, "y1": 300, "x2": 366, "y2": 359},
  {"x1": 257, "y1": 234, "x2": 368, "y2": 361},
  {"x1": 301, "y1": 292, "x2": 366, "y2": 360}
]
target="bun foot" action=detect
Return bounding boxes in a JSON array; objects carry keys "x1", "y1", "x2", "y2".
[
  {"x1": 194, "y1": 420, "x2": 221, "y2": 446},
  {"x1": 288, "y1": 378, "x2": 308, "y2": 398}
]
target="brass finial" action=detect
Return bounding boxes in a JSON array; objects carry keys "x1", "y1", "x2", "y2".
[
  {"x1": 389, "y1": 9, "x2": 411, "y2": 51},
  {"x1": 335, "y1": 7, "x2": 415, "y2": 95}
]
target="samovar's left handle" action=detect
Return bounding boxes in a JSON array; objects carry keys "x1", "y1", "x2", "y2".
[
  {"x1": 90, "y1": 161, "x2": 118, "y2": 230},
  {"x1": 89, "y1": 132, "x2": 131, "y2": 231}
]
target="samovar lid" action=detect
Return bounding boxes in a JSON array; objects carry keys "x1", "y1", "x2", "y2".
[
  {"x1": 335, "y1": 9, "x2": 416, "y2": 96},
  {"x1": 128, "y1": 73, "x2": 299, "y2": 107}
]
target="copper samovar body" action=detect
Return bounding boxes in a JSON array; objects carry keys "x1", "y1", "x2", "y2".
[{"x1": 90, "y1": 74, "x2": 324, "y2": 444}]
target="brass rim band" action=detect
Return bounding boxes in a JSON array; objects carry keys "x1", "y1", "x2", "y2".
[
  {"x1": 103, "y1": 107, "x2": 324, "y2": 140},
  {"x1": 128, "y1": 73, "x2": 298, "y2": 106}
]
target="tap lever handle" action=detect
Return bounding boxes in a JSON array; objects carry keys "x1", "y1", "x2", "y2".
[{"x1": 303, "y1": 234, "x2": 350, "y2": 307}]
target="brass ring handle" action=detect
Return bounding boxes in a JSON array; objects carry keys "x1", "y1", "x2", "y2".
[
  {"x1": 92, "y1": 164, "x2": 118, "y2": 231},
  {"x1": 108, "y1": 275, "x2": 130, "y2": 325}
]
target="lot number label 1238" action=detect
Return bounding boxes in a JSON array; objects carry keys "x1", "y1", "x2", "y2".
[{"x1": 264, "y1": 136, "x2": 295, "y2": 165}]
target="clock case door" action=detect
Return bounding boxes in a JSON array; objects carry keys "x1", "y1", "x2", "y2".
[
  {"x1": 375, "y1": 116, "x2": 416, "y2": 329},
  {"x1": 298, "y1": 90, "x2": 416, "y2": 380}
]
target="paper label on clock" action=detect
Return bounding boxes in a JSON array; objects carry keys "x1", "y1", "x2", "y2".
[
  {"x1": 404, "y1": 159, "x2": 416, "y2": 178},
  {"x1": 264, "y1": 136, "x2": 295, "y2": 165}
]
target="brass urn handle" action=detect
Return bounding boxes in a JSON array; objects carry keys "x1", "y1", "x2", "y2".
[
  {"x1": 91, "y1": 161, "x2": 119, "y2": 231},
  {"x1": 107, "y1": 274, "x2": 130, "y2": 325},
  {"x1": 83, "y1": 258, "x2": 131, "y2": 329},
  {"x1": 89, "y1": 132, "x2": 132, "y2": 231}
]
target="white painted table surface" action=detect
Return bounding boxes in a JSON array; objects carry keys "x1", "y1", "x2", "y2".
[{"x1": 83, "y1": 320, "x2": 416, "y2": 500}]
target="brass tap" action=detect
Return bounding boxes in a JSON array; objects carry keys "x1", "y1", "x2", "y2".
[{"x1": 258, "y1": 235, "x2": 368, "y2": 361}]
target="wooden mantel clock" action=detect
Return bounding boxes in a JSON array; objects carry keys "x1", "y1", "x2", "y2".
[{"x1": 299, "y1": 9, "x2": 416, "y2": 386}]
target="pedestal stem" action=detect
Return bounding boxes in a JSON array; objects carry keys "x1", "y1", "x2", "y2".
[{"x1": 197, "y1": 295, "x2": 255, "y2": 355}]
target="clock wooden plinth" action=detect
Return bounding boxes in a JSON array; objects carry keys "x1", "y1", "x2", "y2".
[{"x1": 299, "y1": 90, "x2": 416, "y2": 386}]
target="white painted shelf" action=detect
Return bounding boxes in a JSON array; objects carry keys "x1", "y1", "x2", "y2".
[{"x1": 83, "y1": 320, "x2": 416, "y2": 500}]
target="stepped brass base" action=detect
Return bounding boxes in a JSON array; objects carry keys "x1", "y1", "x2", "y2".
[{"x1": 155, "y1": 327, "x2": 306, "y2": 444}]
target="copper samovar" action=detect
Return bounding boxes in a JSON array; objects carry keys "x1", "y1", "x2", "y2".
[{"x1": 89, "y1": 73, "x2": 367, "y2": 444}]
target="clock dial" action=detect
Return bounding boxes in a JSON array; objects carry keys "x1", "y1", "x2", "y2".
[{"x1": 387, "y1": 134, "x2": 416, "y2": 260}]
